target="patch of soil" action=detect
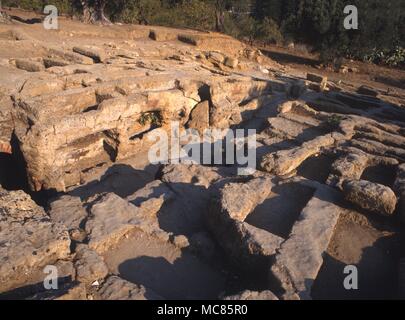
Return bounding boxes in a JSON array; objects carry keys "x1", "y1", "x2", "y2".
[
  {"x1": 102, "y1": 229, "x2": 227, "y2": 300},
  {"x1": 260, "y1": 44, "x2": 405, "y2": 99},
  {"x1": 312, "y1": 209, "x2": 404, "y2": 299}
]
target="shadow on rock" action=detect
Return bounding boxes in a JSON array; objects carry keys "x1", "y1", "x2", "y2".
[
  {"x1": 69, "y1": 163, "x2": 159, "y2": 201},
  {"x1": 118, "y1": 254, "x2": 225, "y2": 300},
  {"x1": 311, "y1": 233, "x2": 402, "y2": 299}
]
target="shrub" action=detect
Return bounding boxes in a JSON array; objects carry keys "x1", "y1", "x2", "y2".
[
  {"x1": 363, "y1": 46, "x2": 405, "y2": 67},
  {"x1": 138, "y1": 111, "x2": 163, "y2": 127},
  {"x1": 384, "y1": 46, "x2": 405, "y2": 67},
  {"x1": 255, "y1": 17, "x2": 283, "y2": 45}
]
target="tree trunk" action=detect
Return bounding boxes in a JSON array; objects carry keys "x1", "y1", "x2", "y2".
[
  {"x1": 0, "y1": 0, "x2": 5, "y2": 20},
  {"x1": 138, "y1": 6, "x2": 149, "y2": 25},
  {"x1": 215, "y1": 10, "x2": 225, "y2": 32},
  {"x1": 94, "y1": 0, "x2": 111, "y2": 25},
  {"x1": 80, "y1": 0, "x2": 111, "y2": 25},
  {"x1": 80, "y1": 0, "x2": 92, "y2": 23},
  {"x1": 214, "y1": 0, "x2": 226, "y2": 32}
]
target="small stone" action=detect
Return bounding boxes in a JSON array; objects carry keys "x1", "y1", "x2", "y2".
[
  {"x1": 15, "y1": 59, "x2": 44, "y2": 72},
  {"x1": 149, "y1": 29, "x2": 177, "y2": 41},
  {"x1": 342, "y1": 179, "x2": 397, "y2": 216},
  {"x1": 307, "y1": 73, "x2": 327, "y2": 84},
  {"x1": 259, "y1": 66, "x2": 270, "y2": 74},
  {"x1": 357, "y1": 85, "x2": 379, "y2": 97},
  {"x1": 74, "y1": 244, "x2": 109, "y2": 284},
  {"x1": 70, "y1": 229, "x2": 87, "y2": 242},
  {"x1": 43, "y1": 57, "x2": 70, "y2": 68},
  {"x1": 224, "y1": 56, "x2": 238, "y2": 68},
  {"x1": 339, "y1": 65, "x2": 349, "y2": 74},
  {"x1": 73, "y1": 46, "x2": 106, "y2": 63},
  {"x1": 172, "y1": 235, "x2": 190, "y2": 249},
  {"x1": 208, "y1": 51, "x2": 225, "y2": 64},
  {"x1": 187, "y1": 100, "x2": 210, "y2": 135}
]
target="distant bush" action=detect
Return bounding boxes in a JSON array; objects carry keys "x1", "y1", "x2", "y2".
[
  {"x1": 255, "y1": 17, "x2": 283, "y2": 45},
  {"x1": 175, "y1": 0, "x2": 216, "y2": 30},
  {"x1": 363, "y1": 47, "x2": 405, "y2": 67},
  {"x1": 3, "y1": 0, "x2": 75, "y2": 14},
  {"x1": 108, "y1": 0, "x2": 215, "y2": 30},
  {"x1": 224, "y1": 14, "x2": 256, "y2": 41},
  {"x1": 3, "y1": 0, "x2": 42, "y2": 11},
  {"x1": 2, "y1": 0, "x2": 403, "y2": 68},
  {"x1": 385, "y1": 47, "x2": 405, "y2": 67}
]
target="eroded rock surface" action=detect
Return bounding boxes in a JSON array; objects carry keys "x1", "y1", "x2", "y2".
[
  {"x1": 342, "y1": 179, "x2": 397, "y2": 216},
  {"x1": 0, "y1": 13, "x2": 404, "y2": 301},
  {"x1": 207, "y1": 177, "x2": 284, "y2": 270},
  {"x1": 74, "y1": 244, "x2": 109, "y2": 284},
  {"x1": 224, "y1": 290, "x2": 278, "y2": 300},
  {"x1": 96, "y1": 276, "x2": 163, "y2": 300},
  {"x1": 86, "y1": 192, "x2": 164, "y2": 254},
  {"x1": 0, "y1": 188, "x2": 71, "y2": 294},
  {"x1": 269, "y1": 185, "x2": 343, "y2": 300}
]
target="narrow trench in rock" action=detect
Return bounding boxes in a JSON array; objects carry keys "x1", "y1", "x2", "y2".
[
  {"x1": 361, "y1": 164, "x2": 397, "y2": 188},
  {"x1": 296, "y1": 153, "x2": 336, "y2": 184},
  {"x1": 245, "y1": 183, "x2": 316, "y2": 239}
]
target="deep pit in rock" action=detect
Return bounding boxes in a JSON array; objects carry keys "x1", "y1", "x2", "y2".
[{"x1": 361, "y1": 164, "x2": 398, "y2": 188}]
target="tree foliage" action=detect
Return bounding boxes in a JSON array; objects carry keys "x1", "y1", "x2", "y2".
[{"x1": 2, "y1": 0, "x2": 404, "y2": 66}]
